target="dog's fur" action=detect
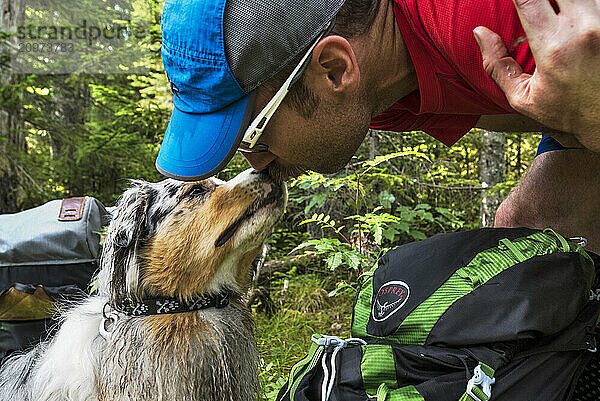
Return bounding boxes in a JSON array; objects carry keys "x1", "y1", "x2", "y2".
[{"x1": 0, "y1": 169, "x2": 287, "y2": 401}]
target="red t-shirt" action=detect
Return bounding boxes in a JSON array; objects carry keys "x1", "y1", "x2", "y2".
[{"x1": 369, "y1": 0, "x2": 536, "y2": 146}]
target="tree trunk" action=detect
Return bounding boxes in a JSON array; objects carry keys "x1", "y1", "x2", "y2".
[
  {"x1": 479, "y1": 130, "x2": 506, "y2": 227},
  {"x1": 52, "y1": 75, "x2": 91, "y2": 196},
  {"x1": 0, "y1": 0, "x2": 26, "y2": 212},
  {"x1": 368, "y1": 131, "x2": 378, "y2": 161}
]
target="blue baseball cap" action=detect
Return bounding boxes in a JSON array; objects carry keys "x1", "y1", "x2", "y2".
[{"x1": 156, "y1": 0, "x2": 346, "y2": 181}]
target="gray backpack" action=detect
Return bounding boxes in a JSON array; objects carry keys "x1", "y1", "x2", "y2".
[{"x1": 0, "y1": 197, "x2": 109, "y2": 360}]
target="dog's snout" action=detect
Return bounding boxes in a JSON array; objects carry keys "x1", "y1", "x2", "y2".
[
  {"x1": 228, "y1": 168, "x2": 276, "y2": 187},
  {"x1": 225, "y1": 168, "x2": 287, "y2": 206}
]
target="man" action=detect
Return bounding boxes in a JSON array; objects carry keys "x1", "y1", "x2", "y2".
[{"x1": 156, "y1": 0, "x2": 600, "y2": 251}]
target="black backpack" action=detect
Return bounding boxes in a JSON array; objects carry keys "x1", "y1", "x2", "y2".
[
  {"x1": 278, "y1": 228, "x2": 600, "y2": 401},
  {"x1": 0, "y1": 197, "x2": 109, "y2": 361}
]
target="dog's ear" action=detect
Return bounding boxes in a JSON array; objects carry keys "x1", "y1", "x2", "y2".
[
  {"x1": 105, "y1": 181, "x2": 157, "y2": 299},
  {"x1": 113, "y1": 184, "x2": 153, "y2": 247}
]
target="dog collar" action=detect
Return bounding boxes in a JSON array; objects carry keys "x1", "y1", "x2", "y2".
[{"x1": 110, "y1": 290, "x2": 230, "y2": 317}]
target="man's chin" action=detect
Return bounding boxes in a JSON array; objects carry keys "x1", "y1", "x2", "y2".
[{"x1": 266, "y1": 162, "x2": 307, "y2": 182}]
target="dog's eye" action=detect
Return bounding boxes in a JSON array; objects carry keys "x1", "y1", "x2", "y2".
[{"x1": 187, "y1": 184, "x2": 209, "y2": 197}]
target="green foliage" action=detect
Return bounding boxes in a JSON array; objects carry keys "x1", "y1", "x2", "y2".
[
  {"x1": 291, "y1": 237, "x2": 364, "y2": 271},
  {"x1": 11, "y1": 70, "x2": 169, "y2": 208},
  {"x1": 349, "y1": 204, "x2": 464, "y2": 244},
  {"x1": 1, "y1": 0, "x2": 168, "y2": 209},
  {"x1": 299, "y1": 213, "x2": 346, "y2": 242},
  {"x1": 288, "y1": 153, "x2": 467, "y2": 280},
  {"x1": 266, "y1": 227, "x2": 311, "y2": 260}
]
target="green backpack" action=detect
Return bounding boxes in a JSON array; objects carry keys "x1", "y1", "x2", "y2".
[{"x1": 277, "y1": 228, "x2": 600, "y2": 401}]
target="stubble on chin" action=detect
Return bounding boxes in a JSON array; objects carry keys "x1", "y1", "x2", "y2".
[{"x1": 266, "y1": 161, "x2": 307, "y2": 182}]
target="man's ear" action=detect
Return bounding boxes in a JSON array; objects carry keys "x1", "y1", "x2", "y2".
[{"x1": 308, "y1": 35, "x2": 360, "y2": 94}]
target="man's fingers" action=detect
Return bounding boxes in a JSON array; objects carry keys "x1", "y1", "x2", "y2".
[
  {"x1": 473, "y1": 27, "x2": 507, "y2": 59},
  {"x1": 474, "y1": 26, "x2": 523, "y2": 79},
  {"x1": 512, "y1": 0, "x2": 556, "y2": 47},
  {"x1": 474, "y1": 27, "x2": 531, "y2": 110}
]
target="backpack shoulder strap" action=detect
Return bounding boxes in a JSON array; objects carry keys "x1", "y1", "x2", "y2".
[{"x1": 376, "y1": 383, "x2": 425, "y2": 401}]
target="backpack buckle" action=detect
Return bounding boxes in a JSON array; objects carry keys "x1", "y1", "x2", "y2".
[
  {"x1": 312, "y1": 335, "x2": 345, "y2": 350},
  {"x1": 466, "y1": 364, "x2": 495, "y2": 401},
  {"x1": 310, "y1": 335, "x2": 367, "y2": 401},
  {"x1": 569, "y1": 236, "x2": 588, "y2": 248},
  {"x1": 586, "y1": 327, "x2": 598, "y2": 352},
  {"x1": 311, "y1": 334, "x2": 366, "y2": 351}
]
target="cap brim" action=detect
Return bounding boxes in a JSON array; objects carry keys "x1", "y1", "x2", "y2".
[{"x1": 156, "y1": 92, "x2": 256, "y2": 181}]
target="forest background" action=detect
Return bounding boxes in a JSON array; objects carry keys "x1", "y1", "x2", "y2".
[{"x1": 0, "y1": 0, "x2": 541, "y2": 399}]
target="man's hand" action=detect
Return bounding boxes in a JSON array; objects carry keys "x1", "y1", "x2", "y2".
[{"x1": 473, "y1": 0, "x2": 600, "y2": 151}]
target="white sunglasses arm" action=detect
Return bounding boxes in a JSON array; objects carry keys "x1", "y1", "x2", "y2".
[{"x1": 242, "y1": 22, "x2": 331, "y2": 148}]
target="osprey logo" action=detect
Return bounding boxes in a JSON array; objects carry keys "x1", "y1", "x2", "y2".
[{"x1": 372, "y1": 281, "x2": 410, "y2": 322}]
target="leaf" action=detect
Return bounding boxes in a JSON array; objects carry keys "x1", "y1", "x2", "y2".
[
  {"x1": 363, "y1": 151, "x2": 430, "y2": 168},
  {"x1": 344, "y1": 251, "x2": 362, "y2": 270},
  {"x1": 382, "y1": 227, "x2": 399, "y2": 242},
  {"x1": 435, "y1": 207, "x2": 452, "y2": 216},
  {"x1": 306, "y1": 238, "x2": 345, "y2": 253},
  {"x1": 378, "y1": 191, "x2": 395, "y2": 209},
  {"x1": 395, "y1": 221, "x2": 410, "y2": 233},
  {"x1": 328, "y1": 283, "x2": 355, "y2": 297},
  {"x1": 374, "y1": 223, "x2": 383, "y2": 245},
  {"x1": 304, "y1": 192, "x2": 327, "y2": 214},
  {"x1": 326, "y1": 252, "x2": 344, "y2": 270},
  {"x1": 409, "y1": 230, "x2": 427, "y2": 240},
  {"x1": 89, "y1": 279, "x2": 99, "y2": 295},
  {"x1": 289, "y1": 241, "x2": 317, "y2": 254}
]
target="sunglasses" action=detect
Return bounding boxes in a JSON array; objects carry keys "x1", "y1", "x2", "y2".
[{"x1": 238, "y1": 20, "x2": 334, "y2": 154}]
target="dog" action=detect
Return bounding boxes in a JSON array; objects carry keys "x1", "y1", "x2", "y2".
[{"x1": 0, "y1": 168, "x2": 287, "y2": 401}]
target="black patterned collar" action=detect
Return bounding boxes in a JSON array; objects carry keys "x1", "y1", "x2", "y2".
[{"x1": 111, "y1": 290, "x2": 230, "y2": 316}]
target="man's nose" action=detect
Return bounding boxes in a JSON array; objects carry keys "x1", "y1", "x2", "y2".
[{"x1": 242, "y1": 151, "x2": 277, "y2": 171}]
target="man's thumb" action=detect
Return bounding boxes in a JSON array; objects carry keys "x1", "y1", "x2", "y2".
[{"x1": 473, "y1": 26, "x2": 525, "y2": 93}]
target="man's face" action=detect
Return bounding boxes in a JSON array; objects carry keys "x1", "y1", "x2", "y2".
[{"x1": 242, "y1": 85, "x2": 372, "y2": 180}]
